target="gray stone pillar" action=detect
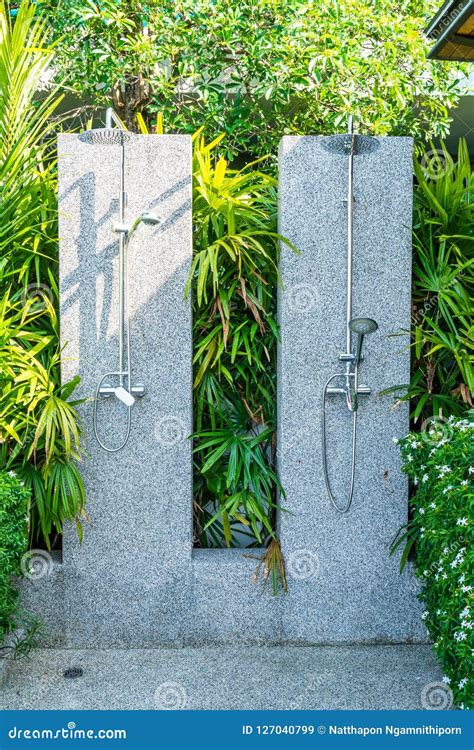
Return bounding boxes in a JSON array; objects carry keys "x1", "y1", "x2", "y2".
[
  {"x1": 278, "y1": 136, "x2": 426, "y2": 643},
  {"x1": 58, "y1": 134, "x2": 193, "y2": 646}
]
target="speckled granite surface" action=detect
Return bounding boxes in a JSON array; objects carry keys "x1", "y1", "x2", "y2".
[
  {"x1": 20, "y1": 135, "x2": 426, "y2": 648},
  {"x1": 277, "y1": 136, "x2": 426, "y2": 643},
  {"x1": 57, "y1": 134, "x2": 193, "y2": 646},
  {"x1": 0, "y1": 645, "x2": 442, "y2": 710}
]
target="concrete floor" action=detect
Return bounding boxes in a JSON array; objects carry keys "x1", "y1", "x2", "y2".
[{"x1": 0, "y1": 645, "x2": 443, "y2": 711}]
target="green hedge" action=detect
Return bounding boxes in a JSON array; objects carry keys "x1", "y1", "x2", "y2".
[
  {"x1": 395, "y1": 417, "x2": 474, "y2": 709},
  {"x1": 0, "y1": 470, "x2": 30, "y2": 649}
]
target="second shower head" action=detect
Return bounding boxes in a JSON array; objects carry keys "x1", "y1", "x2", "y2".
[
  {"x1": 349, "y1": 318, "x2": 378, "y2": 335},
  {"x1": 349, "y1": 318, "x2": 378, "y2": 368}
]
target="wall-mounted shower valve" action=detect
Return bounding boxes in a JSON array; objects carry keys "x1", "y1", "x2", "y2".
[
  {"x1": 98, "y1": 383, "x2": 146, "y2": 398},
  {"x1": 326, "y1": 384, "x2": 371, "y2": 397},
  {"x1": 115, "y1": 386, "x2": 135, "y2": 407}
]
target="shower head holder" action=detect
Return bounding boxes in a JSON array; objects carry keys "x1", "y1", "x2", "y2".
[{"x1": 112, "y1": 212, "x2": 160, "y2": 237}]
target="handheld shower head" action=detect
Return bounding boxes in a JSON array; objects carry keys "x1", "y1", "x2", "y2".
[
  {"x1": 140, "y1": 212, "x2": 160, "y2": 226},
  {"x1": 349, "y1": 318, "x2": 378, "y2": 336},
  {"x1": 349, "y1": 317, "x2": 378, "y2": 368},
  {"x1": 116, "y1": 212, "x2": 161, "y2": 239}
]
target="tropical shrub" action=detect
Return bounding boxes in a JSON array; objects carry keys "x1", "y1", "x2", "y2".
[
  {"x1": 386, "y1": 140, "x2": 474, "y2": 424},
  {"x1": 38, "y1": 0, "x2": 464, "y2": 159},
  {"x1": 0, "y1": 290, "x2": 85, "y2": 544},
  {"x1": 0, "y1": 470, "x2": 30, "y2": 650},
  {"x1": 0, "y1": 0, "x2": 86, "y2": 547},
  {"x1": 190, "y1": 130, "x2": 294, "y2": 558},
  {"x1": 393, "y1": 417, "x2": 474, "y2": 709}
]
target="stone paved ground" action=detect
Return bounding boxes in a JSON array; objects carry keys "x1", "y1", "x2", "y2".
[{"x1": 0, "y1": 645, "x2": 443, "y2": 711}]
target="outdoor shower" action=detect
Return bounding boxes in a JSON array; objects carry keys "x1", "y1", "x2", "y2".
[
  {"x1": 321, "y1": 117, "x2": 379, "y2": 513},
  {"x1": 79, "y1": 108, "x2": 160, "y2": 451}
]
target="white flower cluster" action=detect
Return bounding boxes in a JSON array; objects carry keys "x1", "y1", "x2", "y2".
[
  {"x1": 458, "y1": 574, "x2": 472, "y2": 594},
  {"x1": 450, "y1": 548, "x2": 466, "y2": 569}
]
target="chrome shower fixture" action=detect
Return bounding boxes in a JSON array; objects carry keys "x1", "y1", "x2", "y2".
[
  {"x1": 321, "y1": 117, "x2": 379, "y2": 514},
  {"x1": 78, "y1": 108, "x2": 130, "y2": 146},
  {"x1": 348, "y1": 317, "x2": 379, "y2": 335},
  {"x1": 113, "y1": 211, "x2": 161, "y2": 239},
  {"x1": 349, "y1": 317, "x2": 378, "y2": 368},
  {"x1": 78, "y1": 129, "x2": 130, "y2": 146},
  {"x1": 80, "y1": 108, "x2": 159, "y2": 452}
]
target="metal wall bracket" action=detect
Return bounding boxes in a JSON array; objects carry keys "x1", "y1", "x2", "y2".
[
  {"x1": 326, "y1": 384, "x2": 371, "y2": 396},
  {"x1": 339, "y1": 352, "x2": 364, "y2": 362}
]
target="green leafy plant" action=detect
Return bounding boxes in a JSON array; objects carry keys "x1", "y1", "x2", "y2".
[
  {"x1": 409, "y1": 140, "x2": 474, "y2": 423},
  {"x1": 190, "y1": 130, "x2": 295, "y2": 564},
  {"x1": 391, "y1": 417, "x2": 473, "y2": 709},
  {"x1": 0, "y1": 469, "x2": 34, "y2": 653},
  {"x1": 39, "y1": 0, "x2": 464, "y2": 159},
  {"x1": 0, "y1": 0, "x2": 86, "y2": 547},
  {"x1": 385, "y1": 140, "x2": 473, "y2": 423},
  {"x1": 0, "y1": 290, "x2": 86, "y2": 544}
]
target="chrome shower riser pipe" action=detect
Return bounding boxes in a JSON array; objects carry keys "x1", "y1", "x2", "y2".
[
  {"x1": 344, "y1": 115, "x2": 354, "y2": 360},
  {"x1": 118, "y1": 138, "x2": 126, "y2": 388},
  {"x1": 320, "y1": 117, "x2": 379, "y2": 513}
]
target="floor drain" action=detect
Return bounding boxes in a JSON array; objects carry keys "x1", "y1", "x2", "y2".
[{"x1": 63, "y1": 667, "x2": 83, "y2": 679}]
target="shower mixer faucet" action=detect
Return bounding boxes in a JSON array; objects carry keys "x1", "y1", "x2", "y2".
[
  {"x1": 320, "y1": 116, "x2": 380, "y2": 513},
  {"x1": 79, "y1": 108, "x2": 160, "y2": 452}
]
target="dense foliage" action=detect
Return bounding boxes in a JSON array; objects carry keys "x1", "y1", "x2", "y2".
[
  {"x1": 406, "y1": 141, "x2": 473, "y2": 423},
  {"x1": 0, "y1": 470, "x2": 30, "y2": 649},
  {"x1": 38, "y1": 0, "x2": 464, "y2": 159},
  {"x1": 393, "y1": 418, "x2": 474, "y2": 709},
  {"x1": 0, "y1": 0, "x2": 85, "y2": 547},
  {"x1": 189, "y1": 130, "x2": 294, "y2": 553}
]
